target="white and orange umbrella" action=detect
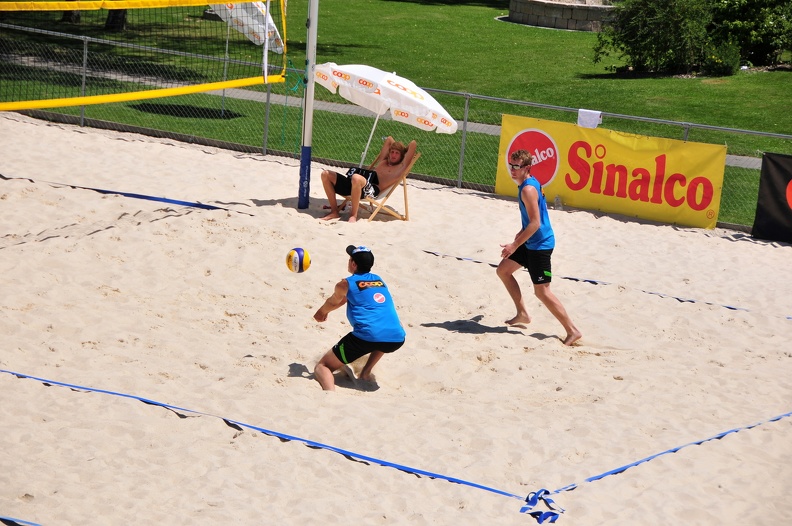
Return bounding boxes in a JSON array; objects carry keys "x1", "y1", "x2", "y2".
[{"x1": 315, "y1": 62, "x2": 457, "y2": 165}]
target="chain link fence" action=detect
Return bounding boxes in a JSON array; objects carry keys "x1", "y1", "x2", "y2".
[{"x1": 3, "y1": 17, "x2": 791, "y2": 229}]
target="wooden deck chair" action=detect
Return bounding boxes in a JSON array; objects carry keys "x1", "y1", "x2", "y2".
[{"x1": 341, "y1": 152, "x2": 421, "y2": 222}]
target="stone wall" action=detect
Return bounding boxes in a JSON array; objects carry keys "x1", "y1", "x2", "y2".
[{"x1": 508, "y1": 0, "x2": 614, "y2": 32}]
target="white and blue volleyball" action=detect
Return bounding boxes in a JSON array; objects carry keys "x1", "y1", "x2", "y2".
[{"x1": 286, "y1": 247, "x2": 311, "y2": 273}]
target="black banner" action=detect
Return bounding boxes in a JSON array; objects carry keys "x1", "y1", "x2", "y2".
[{"x1": 752, "y1": 152, "x2": 792, "y2": 243}]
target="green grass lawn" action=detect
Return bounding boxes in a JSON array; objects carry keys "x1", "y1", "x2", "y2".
[{"x1": 286, "y1": 0, "x2": 791, "y2": 151}]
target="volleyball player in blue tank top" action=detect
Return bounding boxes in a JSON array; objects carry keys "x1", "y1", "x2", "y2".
[
  {"x1": 496, "y1": 150, "x2": 582, "y2": 346},
  {"x1": 313, "y1": 245, "x2": 406, "y2": 391}
]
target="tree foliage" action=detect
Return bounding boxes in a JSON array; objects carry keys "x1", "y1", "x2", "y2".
[
  {"x1": 594, "y1": 0, "x2": 792, "y2": 75},
  {"x1": 710, "y1": 0, "x2": 792, "y2": 65}
]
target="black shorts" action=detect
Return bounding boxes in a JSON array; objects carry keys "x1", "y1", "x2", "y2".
[
  {"x1": 509, "y1": 245, "x2": 553, "y2": 285},
  {"x1": 332, "y1": 333, "x2": 404, "y2": 364},
  {"x1": 333, "y1": 169, "x2": 380, "y2": 198}
]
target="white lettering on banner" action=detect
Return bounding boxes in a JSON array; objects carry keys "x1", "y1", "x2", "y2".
[{"x1": 532, "y1": 147, "x2": 555, "y2": 166}]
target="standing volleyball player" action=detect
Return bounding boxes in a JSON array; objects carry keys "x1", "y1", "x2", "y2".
[
  {"x1": 313, "y1": 245, "x2": 406, "y2": 391},
  {"x1": 496, "y1": 149, "x2": 582, "y2": 346}
]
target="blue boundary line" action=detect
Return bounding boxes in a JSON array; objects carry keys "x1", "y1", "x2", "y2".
[
  {"x1": 2, "y1": 369, "x2": 790, "y2": 524},
  {"x1": 0, "y1": 370, "x2": 529, "y2": 512},
  {"x1": 0, "y1": 516, "x2": 41, "y2": 526},
  {"x1": 539, "y1": 409, "x2": 792, "y2": 521},
  {"x1": 422, "y1": 250, "x2": 792, "y2": 321},
  {"x1": 0, "y1": 174, "x2": 245, "y2": 214}
]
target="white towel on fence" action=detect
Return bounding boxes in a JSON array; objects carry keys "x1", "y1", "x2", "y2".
[{"x1": 577, "y1": 109, "x2": 602, "y2": 129}]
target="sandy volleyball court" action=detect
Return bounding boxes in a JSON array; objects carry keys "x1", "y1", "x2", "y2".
[{"x1": 1, "y1": 112, "x2": 790, "y2": 525}]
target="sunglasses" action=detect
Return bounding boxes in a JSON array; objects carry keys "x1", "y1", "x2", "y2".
[{"x1": 508, "y1": 163, "x2": 526, "y2": 170}]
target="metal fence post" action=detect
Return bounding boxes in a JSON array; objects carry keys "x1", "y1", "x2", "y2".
[
  {"x1": 263, "y1": 84, "x2": 271, "y2": 155},
  {"x1": 80, "y1": 37, "x2": 87, "y2": 126},
  {"x1": 456, "y1": 93, "x2": 471, "y2": 188}
]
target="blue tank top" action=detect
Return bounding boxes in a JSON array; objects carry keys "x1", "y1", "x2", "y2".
[
  {"x1": 519, "y1": 177, "x2": 555, "y2": 250},
  {"x1": 345, "y1": 272, "x2": 406, "y2": 342}
]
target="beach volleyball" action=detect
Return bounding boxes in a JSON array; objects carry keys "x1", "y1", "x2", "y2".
[{"x1": 286, "y1": 247, "x2": 311, "y2": 273}]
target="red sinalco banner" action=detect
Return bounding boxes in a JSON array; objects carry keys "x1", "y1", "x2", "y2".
[
  {"x1": 752, "y1": 152, "x2": 792, "y2": 243},
  {"x1": 496, "y1": 115, "x2": 727, "y2": 228}
]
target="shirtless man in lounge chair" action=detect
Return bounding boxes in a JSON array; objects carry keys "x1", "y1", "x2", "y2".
[{"x1": 320, "y1": 136, "x2": 417, "y2": 223}]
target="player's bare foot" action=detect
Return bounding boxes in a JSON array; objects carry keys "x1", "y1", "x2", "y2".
[
  {"x1": 348, "y1": 216, "x2": 358, "y2": 223},
  {"x1": 321, "y1": 211, "x2": 340, "y2": 221},
  {"x1": 358, "y1": 372, "x2": 379, "y2": 391},
  {"x1": 563, "y1": 330, "x2": 582, "y2": 346},
  {"x1": 506, "y1": 313, "x2": 531, "y2": 326}
]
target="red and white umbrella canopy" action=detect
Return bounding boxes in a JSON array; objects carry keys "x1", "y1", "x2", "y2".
[{"x1": 315, "y1": 63, "x2": 458, "y2": 135}]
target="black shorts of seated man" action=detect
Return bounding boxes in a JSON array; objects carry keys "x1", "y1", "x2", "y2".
[
  {"x1": 320, "y1": 136, "x2": 417, "y2": 223},
  {"x1": 313, "y1": 245, "x2": 406, "y2": 391}
]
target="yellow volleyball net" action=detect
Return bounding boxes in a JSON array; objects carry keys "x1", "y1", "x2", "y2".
[{"x1": 0, "y1": 0, "x2": 287, "y2": 111}]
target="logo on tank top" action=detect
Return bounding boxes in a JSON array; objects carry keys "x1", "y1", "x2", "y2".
[
  {"x1": 372, "y1": 293, "x2": 386, "y2": 303},
  {"x1": 356, "y1": 280, "x2": 384, "y2": 290}
]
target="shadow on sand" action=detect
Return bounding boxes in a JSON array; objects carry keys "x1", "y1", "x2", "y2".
[{"x1": 287, "y1": 362, "x2": 379, "y2": 391}]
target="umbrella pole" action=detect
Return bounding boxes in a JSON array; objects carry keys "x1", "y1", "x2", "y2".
[{"x1": 359, "y1": 113, "x2": 381, "y2": 168}]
